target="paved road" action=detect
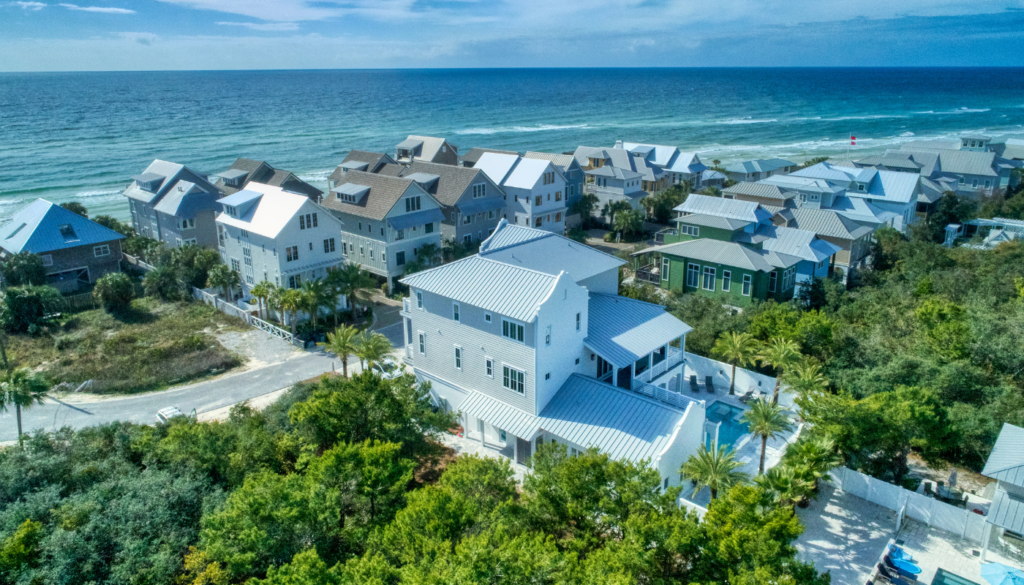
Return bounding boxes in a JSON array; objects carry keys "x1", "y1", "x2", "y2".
[{"x1": 0, "y1": 350, "x2": 339, "y2": 441}]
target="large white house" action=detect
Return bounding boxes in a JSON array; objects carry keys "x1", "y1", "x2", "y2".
[
  {"x1": 215, "y1": 182, "x2": 345, "y2": 297},
  {"x1": 475, "y1": 153, "x2": 568, "y2": 234},
  {"x1": 399, "y1": 219, "x2": 779, "y2": 490}
]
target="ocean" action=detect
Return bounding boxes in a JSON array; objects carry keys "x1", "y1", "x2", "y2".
[{"x1": 2, "y1": 67, "x2": 1023, "y2": 222}]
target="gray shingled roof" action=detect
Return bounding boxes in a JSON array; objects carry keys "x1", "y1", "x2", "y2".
[
  {"x1": 329, "y1": 151, "x2": 395, "y2": 183},
  {"x1": 982, "y1": 423, "x2": 1024, "y2": 488},
  {"x1": 723, "y1": 181, "x2": 792, "y2": 200},
  {"x1": 524, "y1": 151, "x2": 577, "y2": 171},
  {"x1": 401, "y1": 160, "x2": 497, "y2": 206},
  {"x1": 376, "y1": 164, "x2": 406, "y2": 177},
  {"x1": 319, "y1": 170, "x2": 418, "y2": 220}
]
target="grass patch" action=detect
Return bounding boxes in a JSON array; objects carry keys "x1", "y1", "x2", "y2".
[{"x1": 8, "y1": 297, "x2": 249, "y2": 395}]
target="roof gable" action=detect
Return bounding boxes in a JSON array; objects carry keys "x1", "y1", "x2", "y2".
[
  {"x1": 479, "y1": 220, "x2": 625, "y2": 283},
  {"x1": 982, "y1": 423, "x2": 1024, "y2": 488},
  {"x1": 216, "y1": 182, "x2": 339, "y2": 239},
  {"x1": 321, "y1": 170, "x2": 428, "y2": 220}
]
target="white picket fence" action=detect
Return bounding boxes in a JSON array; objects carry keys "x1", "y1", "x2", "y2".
[
  {"x1": 192, "y1": 287, "x2": 299, "y2": 346},
  {"x1": 828, "y1": 466, "x2": 988, "y2": 543},
  {"x1": 123, "y1": 253, "x2": 157, "y2": 272}
]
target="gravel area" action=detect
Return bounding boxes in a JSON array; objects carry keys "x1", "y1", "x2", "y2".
[{"x1": 214, "y1": 328, "x2": 303, "y2": 369}]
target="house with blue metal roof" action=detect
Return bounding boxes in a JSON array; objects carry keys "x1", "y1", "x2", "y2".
[
  {"x1": 123, "y1": 159, "x2": 223, "y2": 249},
  {"x1": 399, "y1": 218, "x2": 779, "y2": 490},
  {"x1": 0, "y1": 199, "x2": 125, "y2": 293}
]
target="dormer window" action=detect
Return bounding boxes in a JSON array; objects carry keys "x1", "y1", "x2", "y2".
[
  {"x1": 858, "y1": 184, "x2": 865, "y2": 192},
  {"x1": 225, "y1": 206, "x2": 238, "y2": 218},
  {"x1": 58, "y1": 224, "x2": 78, "y2": 242},
  {"x1": 405, "y1": 196, "x2": 421, "y2": 212},
  {"x1": 472, "y1": 184, "x2": 486, "y2": 198}
]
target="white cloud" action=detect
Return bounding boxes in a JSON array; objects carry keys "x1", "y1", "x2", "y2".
[
  {"x1": 10, "y1": 1, "x2": 46, "y2": 9},
  {"x1": 216, "y1": 21, "x2": 300, "y2": 31},
  {"x1": 60, "y1": 3, "x2": 134, "y2": 13}
]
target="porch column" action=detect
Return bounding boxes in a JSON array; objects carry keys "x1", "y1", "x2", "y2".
[
  {"x1": 513, "y1": 437, "x2": 518, "y2": 464},
  {"x1": 478, "y1": 418, "x2": 485, "y2": 447}
]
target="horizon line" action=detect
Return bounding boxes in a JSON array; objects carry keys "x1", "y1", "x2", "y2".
[{"x1": 4, "y1": 65, "x2": 1024, "y2": 74}]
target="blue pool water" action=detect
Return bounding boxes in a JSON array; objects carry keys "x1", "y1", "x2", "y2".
[
  {"x1": 705, "y1": 401, "x2": 749, "y2": 451},
  {"x1": 931, "y1": 568, "x2": 981, "y2": 585}
]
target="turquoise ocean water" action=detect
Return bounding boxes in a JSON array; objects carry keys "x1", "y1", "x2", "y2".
[{"x1": 2, "y1": 67, "x2": 1023, "y2": 221}]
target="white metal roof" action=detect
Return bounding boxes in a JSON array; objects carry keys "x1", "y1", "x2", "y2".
[
  {"x1": 584, "y1": 293, "x2": 692, "y2": 368},
  {"x1": 675, "y1": 194, "x2": 773, "y2": 224},
  {"x1": 215, "y1": 182, "x2": 338, "y2": 239},
  {"x1": 459, "y1": 390, "x2": 539, "y2": 438},
  {"x1": 401, "y1": 255, "x2": 560, "y2": 322},
  {"x1": 478, "y1": 218, "x2": 549, "y2": 252},
  {"x1": 982, "y1": 423, "x2": 1024, "y2": 488},
  {"x1": 478, "y1": 221, "x2": 625, "y2": 284},
  {"x1": 538, "y1": 374, "x2": 692, "y2": 463},
  {"x1": 474, "y1": 152, "x2": 520, "y2": 187},
  {"x1": 505, "y1": 157, "x2": 560, "y2": 189},
  {"x1": 759, "y1": 225, "x2": 841, "y2": 263}
]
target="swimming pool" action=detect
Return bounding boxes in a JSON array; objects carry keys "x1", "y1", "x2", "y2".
[
  {"x1": 931, "y1": 569, "x2": 981, "y2": 585},
  {"x1": 705, "y1": 401, "x2": 750, "y2": 451}
]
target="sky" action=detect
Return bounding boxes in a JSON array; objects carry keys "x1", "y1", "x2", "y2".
[{"x1": 2, "y1": 0, "x2": 1024, "y2": 71}]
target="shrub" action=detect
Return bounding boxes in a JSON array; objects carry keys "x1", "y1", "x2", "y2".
[
  {"x1": 143, "y1": 265, "x2": 183, "y2": 301},
  {"x1": 0, "y1": 251, "x2": 47, "y2": 287},
  {"x1": 93, "y1": 273, "x2": 135, "y2": 313},
  {"x1": 2, "y1": 285, "x2": 65, "y2": 333}
]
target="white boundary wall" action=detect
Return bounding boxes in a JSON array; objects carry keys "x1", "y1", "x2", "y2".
[{"x1": 828, "y1": 466, "x2": 988, "y2": 543}]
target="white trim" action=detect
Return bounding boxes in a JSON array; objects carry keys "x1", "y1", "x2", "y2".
[
  {"x1": 93, "y1": 244, "x2": 111, "y2": 257},
  {"x1": 418, "y1": 331, "x2": 425, "y2": 354},
  {"x1": 485, "y1": 356, "x2": 494, "y2": 378},
  {"x1": 452, "y1": 301, "x2": 460, "y2": 323},
  {"x1": 502, "y1": 363, "x2": 526, "y2": 395},
  {"x1": 454, "y1": 345, "x2": 462, "y2": 370},
  {"x1": 501, "y1": 317, "x2": 525, "y2": 343}
]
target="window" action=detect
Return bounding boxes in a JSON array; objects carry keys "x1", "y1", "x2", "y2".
[
  {"x1": 985, "y1": 180, "x2": 992, "y2": 188},
  {"x1": 415, "y1": 291, "x2": 423, "y2": 308},
  {"x1": 555, "y1": 191, "x2": 562, "y2": 201},
  {"x1": 484, "y1": 313, "x2": 492, "y2": 323},
  {"x1": 359, "y1": 245, "x2": 364, "y2": 256},
  {"x1": 722, "y1": 270, "x2": 731, "y2": 292},
  {"x1": 576, "y1": 312, "x2": 581, "y2": 331},
  {"x1": 472, "y1": 183, "x2": 486, "y2": 198},
  {"x1": 535, "y1": 196, "x2": 542, "y2": 206},
  {"x1": 309, "y1": 242, "x2": 313, "y2": 251},
  {"x1": 681, "y1": 225, "x2": 699, "y2": 237},
  {"x1": 405, "y1": 196, "x2": 421, "y2": 212},
  {"x1": 183, "y1": 238, "x2": 196, "y2": 246},
  {"x1": 503, "y1": 365, "x2": 525, "y2": 394},
  {"x1": 769, "y1": 271, "x2": 777, "y2": 293},
  {"x1": 93, "y1": 244, "x2": 111, "y2": 257},
  {"x1": 686, "y1": 263, "x2": 700, "y2": 288},
  {"x1": 454, "y1": 346, "x2": 462, "y2": 370},
  {"x1": 418, "y1": 332, "x2": 425, "y2": 354},
  {"x1": 783, "y1": 266, "x2": 796, "y2": 291},
  {"x1": 396, "y1": 251, "x2": 405, "y2": 266},
  {"x1": 395, "y1": 228, "x2": 406, "y2": 241},
  {"x1": 230, "y1": 258, "x2": 241, "y2": 272},
  {"x1": 369, "y1": 250, "x2": 373, "y2": 259},
  {"x1": 535, "y1": 217, "x2": 543, "y2": 227},
  {"x1": 41, "y1": 254, "x2": 53, "y2": 266},
  {"x1": 499, "y1": 429, "x2": 506, "y2": 442},
  {"x1": 288, "y1": 274, "x2": 302, "y2": 289},
  {"x1": 545, "y1": 325, "x2": 551, "y2": 345},
  {"x1": 502, "y1": 318, "x2": 524, "y2": 343},
  {"x1": 424, "y1": 222, "x2": 433, "y2": 233},
  {"x1": 702, "y1": 266, "x2": 716, "y2": 291},
  {"x1": 58, "y1": 224, "x2": 78, "y2": 241},
  {"x1": 858, "y1": 184, "x2": 865, "y2": 192},
  {"x1": 485, "y1": 357, "x2": 493, "y2": 378},
  {"x1": 178, "y1": 218, "x2": 195, "y2": 230},
  {"x1": 452, "y1": 302, "x2": 460, "y2": 323},
  {"x1": 661, "y1": 257, "x2": 670, "y2": 280},
  {"x1": 959, "y1": 177, "x2": 965, "y2": 185},
  {"x1": 462, "y1": 214, "x2": 472, "y2": 225},
  {"x1": 286, "y1": 246, "x2": 298, "y2": 262},
  {"x1": 323, "y1": 238, "x2": 336, "y2": 253},
  {"x1": 358, "y1": 222, "x2": 362, "y2": 230},
  {"x1": 555, "y1": 212, "x2": 562, "y2": 222},
  {"x1": 545, "y1": 373, "x2": 550, "y2": 380},
  {"x1": 463, "y1": 234, "x2": 472, "y2": 245}
]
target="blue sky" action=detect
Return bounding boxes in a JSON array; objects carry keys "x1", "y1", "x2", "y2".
[{"x1": 3, "y1": 0, "x2": 1024, "y2": 71}]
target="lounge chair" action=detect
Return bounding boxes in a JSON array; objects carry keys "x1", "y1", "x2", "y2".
[
  {"x1": 887, "y1": 545, "x2": 916, "y2": 563},
  {"x1": 689, "y1": 375, "x2": 699, "y2": 393},
  {"x1": 705, "y1": 375, "x2": 715, "y2": 393},
  {"x1": 876, "y1": 564, "x2": 915, "y2": 585},
  {"x1": 883, "y1": 554, "x2": 920, "y2": 580},
  {"x1": 738, "y1": 388, "x2": 754, "y2": 403}
]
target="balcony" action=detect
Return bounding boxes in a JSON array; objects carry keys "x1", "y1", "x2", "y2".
[
  {"x1": 633, "y1": 345, "x2": 684, "y2": 388},
  {"x1": 635, "y1": 264, "x2": 662, "y2": 287},
  {"x1": 654, "y1": 228, "x2": 678, "y2": 244}
]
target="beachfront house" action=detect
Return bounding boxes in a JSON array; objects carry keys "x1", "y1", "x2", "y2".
[
  {"x1": 475, "y1": 153, "x2": 567, "y2": 234},
  {"x1": 461, "y1": 148, "x2": 521, "y2": 168},
  {"x1": 583, "y1": 166, "x2": 647, "y2": 219},
  {"x1": 396, "y1": 135, "x2": 459, "y2": 166},
  {"x1": 383, "y1": 160, "x2": 508, "y2": 246},
  {"x1": 979, "y1": 423, "x2": 1024, "y2": 565},
  {"x1": 789, "y1": 162, "x2": 921, "y2": 232},
  {"x1": 523, "y1": 152, "x2": 585, "y2": 211},
  {"x1": 328, "y1": 151, "x2": 398, "y2": 190},
  {"x1": 723, "y1": 158, "x2": 797, "y2": 183},
  {"x1": 399, "y1": 219, "x2": 780, "y2": 489},
  {"x1": 320, "y1": 170, "x2": 444, "y2": 289},
  {"x1": 615, "y1": 142, "x2": 709, "y2": 189},
  {"x1": 123, "y1": 159, "x2": 223, "y2": 248},
  {"x1": 213, "y1": 158, "x2": 322, "y2": 202},
  {"x1": 0, "y1": 199, "x2": 125, "y2": 293},
  {"x1": 855, "y1": 143, "x2": 1020, "y2": 198},
  {"x1": 636, "y1": 195, "x2": 839, "y2": 304},
  {"x1": 215, "y1": 182, "x2": 345, "y2": 300}
]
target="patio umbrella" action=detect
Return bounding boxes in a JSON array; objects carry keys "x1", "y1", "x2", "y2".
[
  {"x1": 980, "y1": 562, "x2": 1024, "y2": 585},
  {"x1": 948, "y1": 468, "x2": 958, "y2": 490}
]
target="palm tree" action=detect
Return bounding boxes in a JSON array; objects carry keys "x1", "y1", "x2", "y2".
[
  {"x1": 785, "y1": 361, "x2": 829, "y2": 398},
  {"x1": 317, "y1": 325, "x2": 360, "y2": 377},
  {"x1": 0, "y1": 368, "x2": 50, "y2": 448},
  {"x1": 711, "y1": 332, "x2": 759, "y2": 395},
  {"x1": 207, "y1": 264, "x2": 241, "y2": 302},
  {"x1": 353, "y1": 330, "x2": 392, "y2": 371},
  {"x1": 782, "y1": 435, "x2": 843, "y2": 491},
  {"x1": 758, "y1": 337, "x2": 801, "y2": 403},
  {"x1": 300, "y1": 279, "x2": 333, "y2": 332},
  {"x1": 680, "y1": 444, "x2": 749, "y2": 500},
  {"x1": 279, "y1": 288, "x2": 304, "y2": 337},
  {"x1": 327, "y1": 263, "x2": 376, "y2": 324},
  {"x1": 250, "y1": 281, "x2": 273, "y2": 320},
  {"x1": 755, "y1": 466, "x2": 813, "y2": 510},
  {"x1": 266, "y1": 284, "x2": 284, "y2": 324},
  {"x1": 742, "y1": 398, "x2": 794, "y2": 475},
  {"x1": 417, "y1": 243, "x2": 442, "y2": 267}
]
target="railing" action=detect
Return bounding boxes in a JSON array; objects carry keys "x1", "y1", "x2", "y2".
[
  {"x1": 252, "y1": 315, "x2": 294, "y2": 343},
  {"x1": 634, "y1": 346, "x2": 684, "y2": 387},
  {"x1": 635, "y1": 264, "x2": 662, "y2": 287},
  {"x1": 403, "y1": 297, "x2": 412, "y2": 312},
  {"x1": 192, "y1": 287, "x2": 299, "y2": 346},
  {"x1": 654, "y1": 228, "x2": 678, "y2": 244},
  {"x1": 630, "y1": 377, "x2": 704, "y2": 410},
  {"x1": 123, "y1": 253, "x2": 157, "y2": 272}
]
